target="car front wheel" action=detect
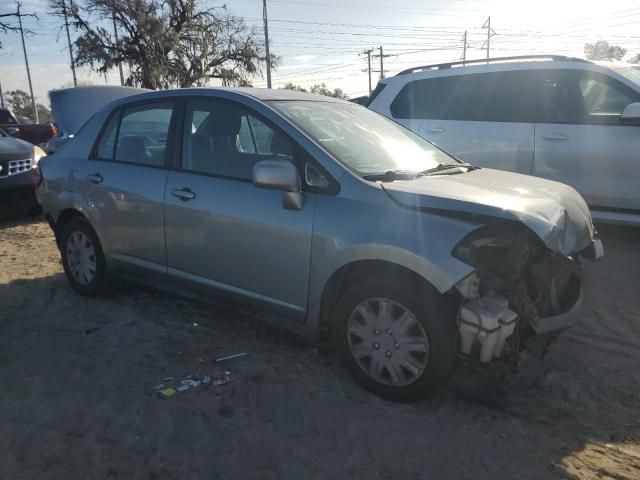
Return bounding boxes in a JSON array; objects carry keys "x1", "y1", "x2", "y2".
[{"x1": 334, "y1": 274, "x2": 456, "y2": 402}]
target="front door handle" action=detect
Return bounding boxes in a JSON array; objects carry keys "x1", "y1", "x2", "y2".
[
  {"x1": 171, "y1": 188, "x2": 196, "y2": 201},
  {"x1": 87, "y1": 173, "x2": 103, "y2": 184},
  {"x1": 542, "y1": 132, "x2": 569, "y2": 142},
  {"x1": 425, "y1": 127, "x2": 445, "y2": 134}
]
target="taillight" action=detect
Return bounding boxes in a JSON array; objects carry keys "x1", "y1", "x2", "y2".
[
  {"x1": 33, "y1": 164, "x2": 43, "y2": 188},
  {"x1": 48, "y1": 123, "x2": 57, "y2": 139}
]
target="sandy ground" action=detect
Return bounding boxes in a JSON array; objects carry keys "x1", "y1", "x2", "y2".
[{"x1": 0, "y1": 218, "x2": 639, "y2": 480}]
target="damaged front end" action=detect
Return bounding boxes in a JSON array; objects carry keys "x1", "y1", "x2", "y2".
[{"x1": 450, "y1": 221, "x2": 596, "y2": 364}]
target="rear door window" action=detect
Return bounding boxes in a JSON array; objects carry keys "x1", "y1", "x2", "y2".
[
  {"x1": 115, "y1": 103, "x2": 174, "y2": 166},
  {"x1": 390, "y1": 71, "x2": 532, "y2": 122},
  {"x1": 96, "y1": 112, "x2": 120, "y2": 160}
]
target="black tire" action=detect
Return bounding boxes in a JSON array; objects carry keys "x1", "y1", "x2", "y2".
[
  {"x1": 333, "y1": 274, "x2": 456, "y2": 402},
  {"x1": 59, "y1": 217, "x2": 109, "y2": 296}
]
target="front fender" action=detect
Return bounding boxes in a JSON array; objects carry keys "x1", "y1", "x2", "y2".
[{"x1": 305, "y1": 191, "x2": 480, "y2": 328}]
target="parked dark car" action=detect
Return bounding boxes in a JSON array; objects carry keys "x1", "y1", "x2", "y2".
[
  {"x1": 0, "y1": 107, "x2": 56, "y2": 147},
  {"x1": 0, "y1": 127, "x2": 46, "y2": 217}
]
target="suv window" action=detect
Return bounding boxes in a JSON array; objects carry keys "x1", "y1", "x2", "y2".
[
  {"x1": 390, "y1": 71, "x2": 531, "y2": 122},
  {"x1": 531, "y1": 70, "x2": 640, "y2": 124},
  {"x1": 181, "y1": 99, "x2": 294, "y2": 180}
]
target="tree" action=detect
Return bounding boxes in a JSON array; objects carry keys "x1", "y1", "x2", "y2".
[
  {"x1": 584, "y1": 40, "x2": 627, "y2": 61},
  {"x1": 49, "y1": 0, "x2": 276, "y2": 89},
  {"x1": 281, "y1": 82, "x2": 307, "y2": 92},
  {"x1": 5, "y1": 90, "x2": 51, "y2": 122},
  {"x1": 281, "y1": 82, "x2": 348, "y2": 99},
  {"x1": 630, "y1": 53, "x2": 640, "y2": 64},
  {"x1": 0, "y1": 11, "x2": 36, "y2": 49}
]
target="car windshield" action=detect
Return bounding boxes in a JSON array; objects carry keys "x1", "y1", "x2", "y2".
[
  {"x1": 270, "y1": 100, "x2": 455, "y2": 175},
  {"x1": 611, "y1": 65, "x2": 640, "y2": 86}
]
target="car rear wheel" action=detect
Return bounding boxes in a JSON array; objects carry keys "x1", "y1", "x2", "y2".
[
  {"x1": 60, "y1": 218, "x2": 109, "y2": 296},
  {"x1": 334, "y1": 274, "x2": 456, "y2": 402}
]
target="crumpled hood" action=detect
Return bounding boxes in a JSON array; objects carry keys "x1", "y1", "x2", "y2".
[{"x1": 381, "y1": 168, "x2": 595, "y2": 256}]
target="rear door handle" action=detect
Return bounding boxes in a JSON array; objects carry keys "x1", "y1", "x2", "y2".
[
  {"x1": 425, "y1": 127, "x2": 445, "y2": 134},
  {"x1": 171, "y1": 188, "x2": 196, "y2": 201},
  {"x1": 87, "y1": 173, "x2": 103, "y2": 184},
  {"x1": 542, "y1": 132, "x2": 569, "y2": 142}
]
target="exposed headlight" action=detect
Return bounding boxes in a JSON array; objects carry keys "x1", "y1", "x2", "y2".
[
  {"x1": 452, "y1": 222, "x2": 536, "y2": 281},
  {"x1": 31, "y1": 145, "x2": 46, "y2": 164}
]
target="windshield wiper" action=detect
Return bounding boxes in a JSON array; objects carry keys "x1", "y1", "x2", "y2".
[
  {"x1": 362, "y1": 170, "x2": 421, "y2": 182},
  {"x1": 420, "y1": 162, "x2": 477, "y2": 175}
]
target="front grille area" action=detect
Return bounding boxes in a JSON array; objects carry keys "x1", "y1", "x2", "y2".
[
  {"x1": 7, "y1": 159, "x2": 32, "y2": 176},
  {"x1": 0, "y1": 158, "x2": 32, "y2": 178}
]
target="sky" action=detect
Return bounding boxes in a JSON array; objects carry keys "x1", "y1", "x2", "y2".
[{"x1": 1, "y1": 0, "x2": 640, "y2": 108}]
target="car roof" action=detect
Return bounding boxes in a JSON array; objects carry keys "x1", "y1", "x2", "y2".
[
  {"x1": 384, "y1": 55, "x2": 640, "y2": 83},
  {"x1": 114, "y1": 87, "x2": 351, "y2": 105}
]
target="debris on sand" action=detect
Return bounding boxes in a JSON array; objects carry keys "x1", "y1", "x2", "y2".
[
  {"x1": 155, "y1": 371, "x2": 231, "y2": 399},
  {"x1": 157, "y1": 387, "x2": 177, "y2": 399},
  {"x1": 215, "y1": 352, "x2": 247, "y2": 362}
]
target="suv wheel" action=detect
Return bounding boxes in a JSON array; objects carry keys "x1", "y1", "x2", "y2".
[
  {"x1": 60, "y1": 218, "x2": 109, "y2": 296},
  {"x1": 334, "y1": 274, "x2": 456, "y2": 402}
]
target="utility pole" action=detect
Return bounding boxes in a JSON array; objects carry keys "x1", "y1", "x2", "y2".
[
  {"x1": 482, "y1": 16, "x2": 496, "y2": 63},
  {"x1": 461, "y1": 30, "x2": 469, "y2": 65},
  {"x1": 263, "y1": 0, "x2": 272, "y2": 88},
  {"x1": 17, "y1": 3, "x2": 38, "y2": 122},
  {"x1": 362, "y1": 48, "x2": 373, "y2": 95},
  {"x1": 0, "y1": 80, "x2": 5, "y2": 108},
  {"x1": 112, "y1": 13, "x2": 124, "y2": 86},
  {"x1": 372, "y1": 46, "x2": 392, "y2": 80},
  {"x1": 62, "y1": 0, "x2": 77, "y2": 86}
]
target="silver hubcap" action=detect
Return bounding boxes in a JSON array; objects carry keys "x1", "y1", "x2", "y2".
[
  {"x1": 347, "y1": 298, "x2": 429, "y2": 387},
  {"x1": 66, "y1": 231, "x2": 97, "y2": 286}
]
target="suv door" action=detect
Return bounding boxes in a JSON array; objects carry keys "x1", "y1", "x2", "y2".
[
  {"x1": 532, "y1": 69, "x2": 640, "y2": 211},
  {"x1": 387, "y1": 71, "x2": 536, "y2": 174},
  {"x1": 81, "y1": 101, "x2": 176, "y2": 271},
  {"x1": 164, "y1": 98, "x2": 316, "y2": 320}
]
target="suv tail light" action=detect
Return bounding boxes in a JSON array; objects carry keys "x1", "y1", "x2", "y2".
[{"x1": 48, "y1": 123, "x2": 57, "y2": 139}]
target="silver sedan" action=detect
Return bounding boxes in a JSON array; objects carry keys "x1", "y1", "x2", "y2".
[{"x1": 37, "y1": 87, "x2": 602, "y2": 401}]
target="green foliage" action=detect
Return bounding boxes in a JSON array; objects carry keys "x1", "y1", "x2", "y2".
[
  {"x1": 281, "y1": 82, "x2": 348, "y2": 99},
  {"x1": 584, "y1": 40, "x2": 627, "y2": 61}
]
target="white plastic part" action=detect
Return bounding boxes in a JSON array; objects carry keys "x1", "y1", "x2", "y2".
[
  {"x1": 456, "y1": 272, "x2": 480, "y2": 299},
  {"x1": 459, "y1": 292, "x2": 518, "y2": 362}
]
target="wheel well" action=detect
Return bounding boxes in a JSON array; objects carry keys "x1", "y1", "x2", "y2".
[
  {"x1": 318, "y1": 260, "x2": 446, "y2": 341},
  {"x1": 53, "y1": 209, "x2": 85, "y2": 246}
]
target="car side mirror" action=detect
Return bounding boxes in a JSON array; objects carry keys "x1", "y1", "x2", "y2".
[
  {"x1": 621, "y1": 102, "x2": 640, "y2": 123},
  {"x1": 253, "y1": 160, "x2": 304, "y2": 210},
  {"x1": 5, "y1": 127, "x2": 19, "y2": 137}
]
